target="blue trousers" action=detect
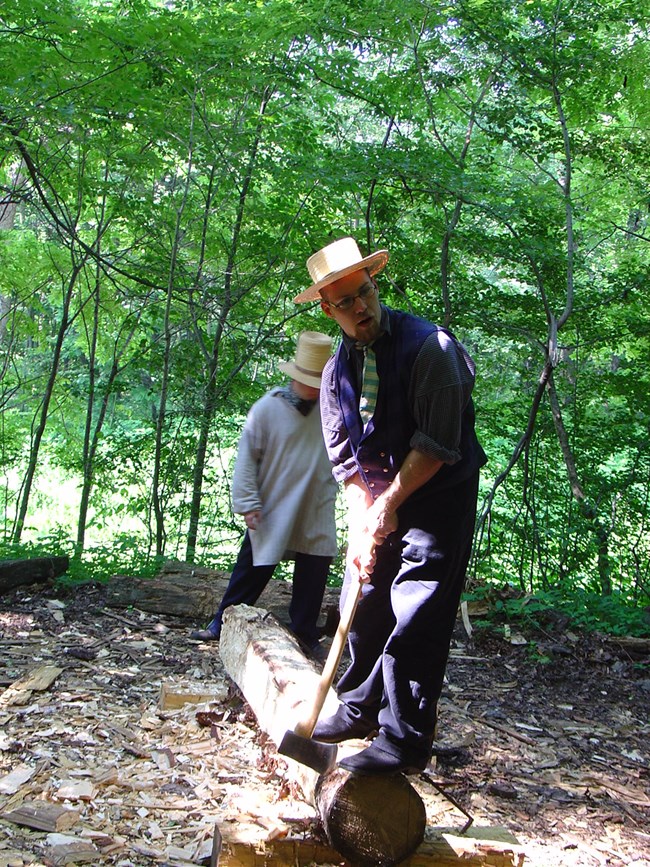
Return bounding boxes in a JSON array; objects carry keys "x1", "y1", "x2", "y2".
[
  {"x1": 336, "y1": 472, "x2": 480, "y2": 765},
  {"x1": 208, "y1": 531, "x2": 331, "y2": 647}
]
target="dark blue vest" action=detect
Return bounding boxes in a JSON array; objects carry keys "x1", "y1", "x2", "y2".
[{"x1": 334, "y1": 308, "x2": 486, "y2": 500}]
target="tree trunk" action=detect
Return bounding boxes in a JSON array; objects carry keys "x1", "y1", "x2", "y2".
[
  {"x1": 547, "y1": 370, "x2": 612, "y2": 594},
  {"x1": 12, "y1": 261, "x2": 83, "y2": 543},
  {"x1": 151, "y1": 225, "x2": 180, "y2": 558},
  {"x1": 152, "y1": 96, "x2": 199, "y2": 557},
  {"x1": 185, "y1": 86, "x2": 273, "y2": 562}
]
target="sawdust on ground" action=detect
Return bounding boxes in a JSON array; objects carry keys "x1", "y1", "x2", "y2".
[{"x1": 0, "y1": 580, "x2": 648, "y2": 867}]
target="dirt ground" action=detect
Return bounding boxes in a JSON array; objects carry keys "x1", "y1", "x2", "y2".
[{"x1": 0, "y1": 579, "x2": 648, "y2": 867}]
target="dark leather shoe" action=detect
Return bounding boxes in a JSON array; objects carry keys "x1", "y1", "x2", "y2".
[
  {"x1": 290, "y1": 631, "x2": 328, "y2": 663},
  {"x1": 313, "y1": 708, "x2": 377, "y2": 744},
  {"x1": 189, "y1": 628, "x2": 219, "y2": 641},
  {"x1": 307, "y1": 641, "x2": 329, "y2": 664},
  {"x1": 338, "y1": 740, "x2": 428, "y2": 776}
]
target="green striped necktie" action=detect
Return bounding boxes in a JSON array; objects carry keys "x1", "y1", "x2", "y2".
[{"x1": 359, "y1": 344, "x2": 379, "y2": 426}]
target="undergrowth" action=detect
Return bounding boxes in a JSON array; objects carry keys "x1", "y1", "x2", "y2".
[{"x1": 464, "y1": 584, "x2": 650, "y2": 638}]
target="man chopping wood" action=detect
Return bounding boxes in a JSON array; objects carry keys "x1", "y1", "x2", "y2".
[
  {"x1": 293, "y1": 237, "x2": 487, "y2": 775},
  {"x1": 190, "y1": 331, "x2": 338, "y2": 659}
]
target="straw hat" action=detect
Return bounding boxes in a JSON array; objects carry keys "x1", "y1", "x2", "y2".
[
  {"x1": 279, "y1": 330, "x2": 333, "y2": 388},
  {"x1": 293, "y1": 237, "x2": 389, "y2": 303}
]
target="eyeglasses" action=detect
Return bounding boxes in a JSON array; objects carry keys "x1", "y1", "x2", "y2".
[{"x1": 325, "y1": 281, "x2": 377, "y2": 311}]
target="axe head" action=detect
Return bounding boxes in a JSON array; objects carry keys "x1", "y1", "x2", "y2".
[{"x1": 278, "y1": 729, "x2": 337, "y2": 774}]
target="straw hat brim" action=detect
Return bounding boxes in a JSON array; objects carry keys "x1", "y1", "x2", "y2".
[
  {"x1": 293, "y1": 250, "x2": 389, "y2": 304},
  {"x1": 278, "y1": 360, "x2": 324, "y2": 389}
]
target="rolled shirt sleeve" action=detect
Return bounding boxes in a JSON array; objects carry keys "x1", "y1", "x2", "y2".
[{"x1": 409, "y1": 329, "x2": 476, "y2": 465}]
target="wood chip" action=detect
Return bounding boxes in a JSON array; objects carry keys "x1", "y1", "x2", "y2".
[
  {"x1": 55, "y1": 779, "x2": 96, "y2": 802},
  {"x1": 159, "y1": 680, "x2": 228, "y2": 710},
  {"x1": 45, "y1": 834, "x2": 100, "y2": 865},
  {"x1": 2, "y1": 801, "x2": 80, "y2": 832},
  {"x1": 0, "y1": 665, "x2": 63, "y2": 707},
  {"x1": 0, "y1": 763, "x2": 35, "y2": 794}
]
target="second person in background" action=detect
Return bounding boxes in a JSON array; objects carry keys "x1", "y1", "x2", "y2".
[{"x1": 190, "y1": 330, "x2": 338, "y2": 658}]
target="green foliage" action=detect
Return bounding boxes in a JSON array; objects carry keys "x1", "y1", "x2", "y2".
[
  {"x1": 1, "y1": 0, "x2": 649, "y2": 608},
  {"x1": 0, "y1": 535, "x2": 71, "y2": 563},
  {"x1": 65, "y1": 538, "x2": 164, "y2": 587},
  {"x1": 0, "y1": 534, "x2": 163, "y2": 586},
  {"x1": 465, "y1": 584, "x2": 650, "y2": 638}
]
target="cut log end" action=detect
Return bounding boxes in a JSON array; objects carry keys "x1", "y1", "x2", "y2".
[{"x1": 316, "y1": 768, "x2": 426, "y2": 866}]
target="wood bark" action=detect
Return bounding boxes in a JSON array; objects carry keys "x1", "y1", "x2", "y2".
[
  {"x1": 219, "y1": 604, "x2": 427, "y2": 866},
  {"x1": 1, "y1": 801, "x2": 80, "y2": 833},
  {"x1": 316, "y1": 767, "x2": 426, "y2": 865},
  {"x1": 105, "y1": 563, "x2": 341, "y2": 625},
  {"x1": 104, "y1": 573, "x2": 231, "y2": 618},
  {"x1": 0, "y1": 556, "x2": 69, "y2": 594}
]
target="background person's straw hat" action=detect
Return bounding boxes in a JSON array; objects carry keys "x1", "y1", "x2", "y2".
[
  {"x1": 279, "y1": 331, "x2": 333, "y2": 388},
  {"x1": 293, "y1": 237, "x2": 389, "y2": 303}
]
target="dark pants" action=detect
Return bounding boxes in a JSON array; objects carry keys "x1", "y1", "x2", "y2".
[
  {"x1": 336, "y1": 472, "x2": 480, "y2": 765},
  {"x1": 207, "y1": 531, "x2": 331, "y2": 647}
]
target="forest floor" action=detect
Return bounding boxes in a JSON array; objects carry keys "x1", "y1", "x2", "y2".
[{"x1": 0, "y1": 578, "x2": 649, "y2": 867}]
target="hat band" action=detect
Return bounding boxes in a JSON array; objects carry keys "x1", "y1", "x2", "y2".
[{"x1": 294, "y1": 363, "x2": 323, "y2": 378}]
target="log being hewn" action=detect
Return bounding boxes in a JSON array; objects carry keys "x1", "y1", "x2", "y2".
[
  {"x1": 0, "y1": 556, "x2": 69, "y2": 594},
  {"x1": 316, "y1": 767, "x2": 426, "y2": 865},
  {"x1": 219, "y1": 604, "x2": 426, "y2": 866},
  {"x1": 219, "y1": 604, "x2": 337, "y2": 747}
]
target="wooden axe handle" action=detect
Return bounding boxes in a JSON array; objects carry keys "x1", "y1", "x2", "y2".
[{"x1": 293, "y1": 572, "x2": 363, "y2": 738}]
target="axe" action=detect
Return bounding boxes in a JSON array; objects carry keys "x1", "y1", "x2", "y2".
[{"x1": 278, "y1": 570, "x2": 364, "y2": 774}]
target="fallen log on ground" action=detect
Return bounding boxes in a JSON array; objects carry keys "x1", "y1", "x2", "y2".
[
  {"x1": 219, "y1": 604, "x2": 427, "y2": 865},
  {"x1": 0, "y1": 556, "x2": 69, "y2": 595},
  {"x1": 105, "y1": 572, "x2": 231, "y2": 618},
  {"x1": 105, "y1": 562, "x2": 341, "y2": 626}
]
